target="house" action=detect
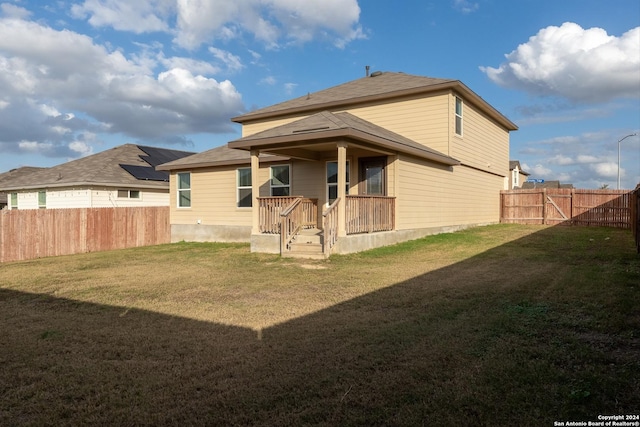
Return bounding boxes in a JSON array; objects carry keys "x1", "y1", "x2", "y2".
[
  {"x1": 0, "y1": 144, "x2": 195, "y2": 210},
  {"x1": 521, "y1": 180, "x2": 574, "y2": 190},
  {"x1": 157, "y1": 71, "x2": 518, "y2": 257},
  {"x1": 0, "y1": 167, "x2": 46, "y2": 210},
  {"x1": 509, "y1": 160, "x2": 530, "y2": 189}
]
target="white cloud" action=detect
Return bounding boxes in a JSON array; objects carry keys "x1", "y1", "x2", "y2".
[
  {"x1": 453, "y1": 0, "x2": 479, "y2": 14},
  {"x1": 209, "y1": 47, "x2": 244, "y2": 72},
  {"x1": 0, "y1": 15, "x2": 244, "y2": 158},
  {"x1": 0, "y1": 3, "x2": 31, "y2": 19},
  {"x1": 70, "y1": 0, "x2": 173, "y2": 33},
  {"x1": 524, "y1": 163, "x2": 553, "y2": 177},
  {"x1": 481, "y1": 23, "x2": 640, "y2": 103},
  {"x1": 548, "y1": 154, "x2": 574, "y2": 166},
  {"x1": 283, "y1": 82, "x2": 297, "y2": 95},
  {"x1": 260, "y1": 76, "x2": 276, "y2": 85},
  {"x1": 590, "y1": 162, "x2": 619, "y2": 179},
  {"x1": 174, "y1": 0, "x2": 364, "y2": 49}
]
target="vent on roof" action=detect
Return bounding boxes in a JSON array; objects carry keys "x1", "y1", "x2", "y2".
[
  {"x1": 292, "y1": 126, "x2": 330, "y2": 134},
  {"x1": 370, "y1": 71, "x2": 383, "y2": 77}
]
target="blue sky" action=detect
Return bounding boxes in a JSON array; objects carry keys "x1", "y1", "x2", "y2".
[{"x1": 0, "y1": 0, "x2": 639, "y2": 188}]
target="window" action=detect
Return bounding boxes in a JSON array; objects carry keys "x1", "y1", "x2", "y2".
[
  {"x1": 38, "y1": 191, "x2": 46, "y2": 209},
  {"x1": 10, "y1": 192, "x2": 17, "y2": 209},
  {"x1": 455, "y1": 96, "x2": 463, "y2": 136},
  {"x1": 117, "y1": 189, "x2": 140, "y2": 199},
  {"x1": 270, "y1": 165, "x2": 290, "y2": 196},
  {"x1": 177, "y1": 172, "x2": 191, "y2": 207},
  {"x1": 327, "y1": 161, "x2": 349, "y2": 203},
  {"x1": 512, "y1": 169, "x2": 519, "y2": 188},
  {"x1": 237, "y1": 168, "x2": 252, "y2": 208},
  {"x1": 360, "y1": 158, "x2": 386, "y2": 195}
]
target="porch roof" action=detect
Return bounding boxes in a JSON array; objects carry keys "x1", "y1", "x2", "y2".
[
  {"x1": 156, "y1": 145, "x2": 289, "y2": 171},
  {"x1": 227, "y1": 111, "x2": 460, "y2": 166}
]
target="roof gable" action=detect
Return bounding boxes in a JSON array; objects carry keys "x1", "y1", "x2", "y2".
[{"x1": 233, "y1": 71, "x2": 517, "y2": 131}]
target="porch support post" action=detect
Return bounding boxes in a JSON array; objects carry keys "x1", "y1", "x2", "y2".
[
  {"x1": 337, "y1": 142, "x2": 347, "y2": 237},
  {"x1": 251, "y1": 149, "x2": 260, "y2": 234}
]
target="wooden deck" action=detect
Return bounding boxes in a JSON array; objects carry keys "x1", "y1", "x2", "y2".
[{"x1": 260, "y1": 195, "x2": 396, "y2": 257}]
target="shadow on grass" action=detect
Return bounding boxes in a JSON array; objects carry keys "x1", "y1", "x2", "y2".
[{"x1": 1, "y1": 226, "x2": 638, "y2": 425}]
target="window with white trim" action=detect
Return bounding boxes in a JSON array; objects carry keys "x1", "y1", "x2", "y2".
[
  {"x1": 455, "y1": 96, "x2": 463, "y2": 136},
  {"x1": 38, "y1": 191, "x2": 46, "y2": 209},
  {"x1": 10, "y1": 192, "x2": 18, "y2": 209},
  {"x1": 237, "y1": 167, "x2": 252, "y2": 208},
  {"x1": 327, "y1": 161, "x2": 349, "y2": 204},
  {"x1": 118, "y1": 189, "x2": 140, "y2": 199},
  {"x1": 270, "y1": 165, "x2": 290, "y2": 196},
  {"x1": 177, "y1": 172, "x2": 191, "y2": 207}
]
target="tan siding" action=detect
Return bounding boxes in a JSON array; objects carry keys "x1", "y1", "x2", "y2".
[
  {"x1": 169, "y1": 163, "x2": 299, "y2": 227},
  {"x1": 450, "y1": 93, "x2": 510, "y2": 178},
  {"x1": 243, "y1": 116, "x2": 308, "y2": 137},
  {"x1": 242, "y1": 94, "x2": 452, "y2": 154},
  {"x1": 344, "y1": 93, "x2": 450, "y2": 154},
  {"x1": 397, "y1": 155, "x2": 502, "y2": 230}
]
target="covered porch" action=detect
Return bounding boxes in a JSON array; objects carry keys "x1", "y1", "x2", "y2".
[{"x1": 228, "y1": 111, "x2": 458, "y2": 257}]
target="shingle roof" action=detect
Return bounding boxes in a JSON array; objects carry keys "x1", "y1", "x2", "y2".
[
  {"x1": 156, "y1": 145, "x2": 288, "y2": 170},
  {"x1": 520, "y1": 180, "x2": 573, "y2": 189},
  {"x1": 0, "y1": 167, "x2": 46, "y2": 204},
  {"x1": 228, "y1": 111, "x2": 459, "y2": 166},
  {"x1": 509, "y1": 160, "x2": 530, "y2": 175},
  {"x1": 0, "y1": 144, "x2": 195, "y2": 191},
  {"x1": 233, "y1": 71, "x2": 518, "y2": 131}
]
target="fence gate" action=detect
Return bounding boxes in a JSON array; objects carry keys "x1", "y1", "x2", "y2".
[{"x1": 544, "y1": 193, "x2": 571, "y2": 225}]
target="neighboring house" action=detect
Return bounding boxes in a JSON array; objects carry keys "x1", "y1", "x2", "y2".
[
  {"x1": 0, "y1": 144, "x2": 195, "y2": 210},
  {"x1": 0, "y1": 167, "x2": 46, "y2": 210},
  {"x1": 158, "y1": 71, "x2": 518, "y2": 256},
  {"x1": 509, "y1": 160, "x2": 530, "y2": 189},
  {"x1": 521, "y1": 180, "x2": 574, "y2": 190}
]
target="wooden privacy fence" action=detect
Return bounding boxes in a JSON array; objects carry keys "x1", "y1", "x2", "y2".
[
  {"x1": 501, "y1": 189, "x2": 632, "y2": 228},
  {"x1": 632, "y1": 184, "x2": 640, "y2": 253},
  {"x1": 0, "y1": 206, "x2": 170, "y2": 263}
]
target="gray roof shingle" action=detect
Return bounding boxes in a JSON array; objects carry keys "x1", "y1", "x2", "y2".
[
  {"x1": 0, "y1": 144, "x2": 195, "y2": 191},
  {"x1": 233, "y1": 71, "x2": 517, "y2": 131}
]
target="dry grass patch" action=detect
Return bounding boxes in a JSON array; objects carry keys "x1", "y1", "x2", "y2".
[{"x1": 0, "y1": 224, "x2": 638, "y2": 425}]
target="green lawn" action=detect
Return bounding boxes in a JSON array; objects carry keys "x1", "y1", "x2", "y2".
[{"x1": 0, "y1": 224, "x2": 638, "y2": 425}]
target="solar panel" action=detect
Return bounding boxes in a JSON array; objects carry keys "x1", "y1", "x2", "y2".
[
  {"x1": 120, "y1": 164, "x2": 169, "y2": 181},
  {"x1": 138, "y1": 146, "x2": 195, "y2": 167}
]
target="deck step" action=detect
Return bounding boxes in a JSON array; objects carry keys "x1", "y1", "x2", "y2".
[{"x1": 282, "y1": 228, "x2": 326, "y2": 259}]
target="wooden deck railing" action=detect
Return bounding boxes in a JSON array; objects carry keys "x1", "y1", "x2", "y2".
[
  {"x1": 345, "y1": 195, "x2": 395, "y2": 234},
  {"x1": 258, "y1": 196, "x2": 300, "y2": 234},
  {"x1": 280, "y1": 198, "x2": 318, "y2": 251},
  {"x1": 322, "y1": 198, "x2": 340, "y2": 257}
]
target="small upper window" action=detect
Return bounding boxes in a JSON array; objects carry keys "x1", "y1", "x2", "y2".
[
  {"x1": 10, "y1": 192, "x2": 18, "y2": 209},
  {"x1": 270, "y1": 165, "x2": 290, "y2": 197},
  {"x1": 177, "y1": 172, "x2": 191, "y2": 208},
  {"x1": 455, "y1": 96, "x2": 463, "y2": 136}
]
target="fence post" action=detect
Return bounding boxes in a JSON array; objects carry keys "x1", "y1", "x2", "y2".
[
  {"x1": 570, "y1": 189, "x2": 575, "y2": 225},
  {"x1": 542, "y1": 188, "x2": 547, "y2": 225}
]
